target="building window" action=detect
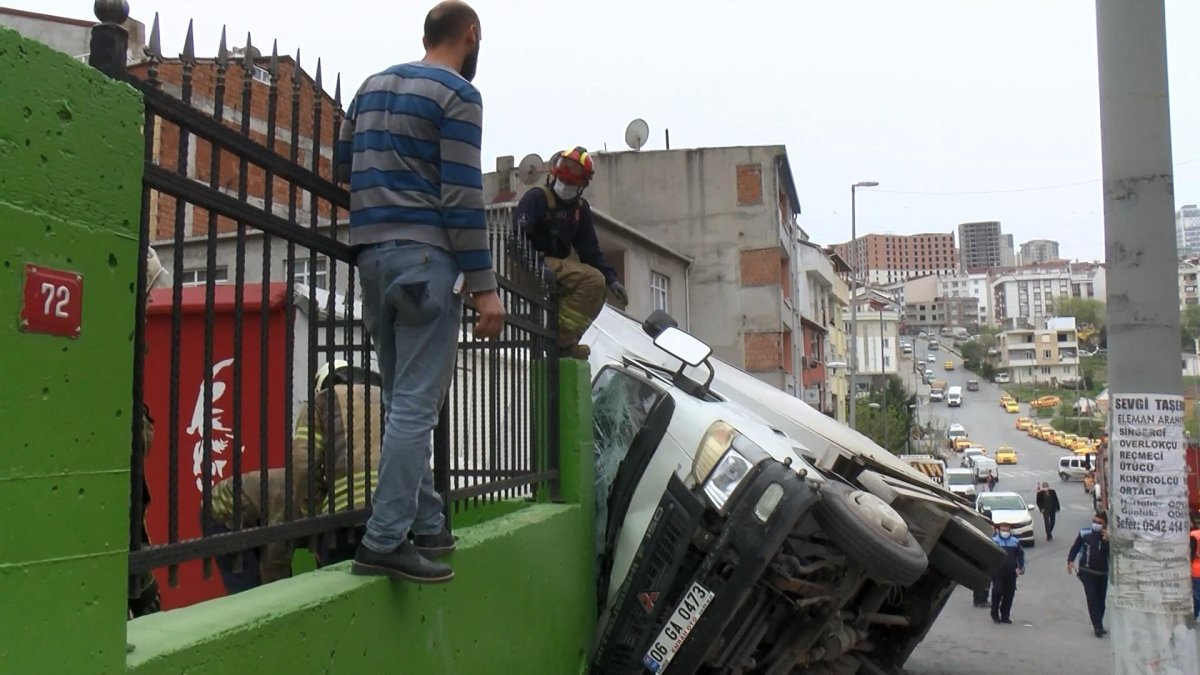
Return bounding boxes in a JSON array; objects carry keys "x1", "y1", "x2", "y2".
[
  {"x1": 1041, "y1": 367, "x2": 1052, "y2": 375},
  {"x1": 1043, "y1": 350, "x2": 1051, "y2": 359},
  {"x1": 180, "y1": 266, "x2": 228, "y2": 286},
  {"x1": 293, "y1": 257, "x2": 329, "y2": 289},
  {"x1": 650, "y1": 271, "x2": 670, "y2": 312}
]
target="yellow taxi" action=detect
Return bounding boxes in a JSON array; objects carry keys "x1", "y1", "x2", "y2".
[
  {"x1": 1004, "y1": 400, "x2": 1020, "y2": 414},
  {"x1": 944, "y1": 360, "x2": 955, "y2": 371},
  {"x1": 1000, "y1": 395, "x2": 1016, "y2": 408},
  {"x1": 1031, "y1": 395, "x2": 1062, "y2": 410},
  {"x1": 1072, "y1": 439, "x2": 1096, "y2": 454},
  {"x1": 1047, "y1": 430, "x2": 1065, "y2": 445},
  {"x1": 1027, "y1": 423, "x2": 1042, "y2": 437},
  {"x1": 1060, "y1": 433, "x2": 1080, "y2": 449},
  {"x1": 995, "y1": 446, "x2": 1018, "y2": 464},
  {"x1": 1035, "y1": 425, "x2": 1055, "y2": 440},
  {"x1": 953, "y1": 437, "x2": 973, "y2": 451},
  {"x1": 1015, "y1": 417, "x2": 1032, "y2": 431}
]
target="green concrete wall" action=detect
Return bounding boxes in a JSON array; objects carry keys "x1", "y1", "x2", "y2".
[
  {"x1": 0, "y1": 27, "x2": 144, "y2": 674},
  {"x1": 127, "y1": 359, "x2": 596, "y2": 674}
]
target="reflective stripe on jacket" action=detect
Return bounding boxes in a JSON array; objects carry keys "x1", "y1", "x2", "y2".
[{"x1": 292, "y1": 383, "x2": 385, "y2": 518}]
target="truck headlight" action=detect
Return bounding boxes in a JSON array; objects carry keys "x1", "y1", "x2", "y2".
[{"x1": 690, "y1": 421, "x2": 768, "y2": 512}]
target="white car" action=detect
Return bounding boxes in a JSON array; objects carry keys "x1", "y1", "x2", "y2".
[
  {"x1": 994, "y1": 372, "x2": 1011, "y2": 384},
  {"x1": 960, "y1": 447, "x2": 985, "y2": 468},
  {"x1": 927, "y1": 354, "x2": 936, "y2": 363},
  {"x1": 584, "y1": 308, "x2": 1005, "y2": 674},
  {"x1": 975, "y1": 492, "x2": 1036, "y2": 546},
  {"x1": 945, "y1": 468, "x2": 978, "y2": 500}
]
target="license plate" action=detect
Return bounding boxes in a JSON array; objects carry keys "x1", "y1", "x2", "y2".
[{"x1": 642, "y1": 582, "x2": 714, "y2": 673}]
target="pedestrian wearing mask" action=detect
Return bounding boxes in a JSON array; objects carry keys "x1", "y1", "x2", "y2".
[
  {"x1": 990, "y1": 521, "x2": 1025, "y2": 624},
  {"x1": 1068, "y1": 511, "x2": 1111, "y2": 638},
  {"x1": 1035, "y1": 482, "x2": 1061, "y2": 541}
]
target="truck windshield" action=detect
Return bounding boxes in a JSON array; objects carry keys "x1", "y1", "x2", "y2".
[
  {"x1": 947, "y1": 473, "x2": 973, "y2": 485},
  {"x1": 591, "y1": 366, "x2": 667, "y2": 554}
]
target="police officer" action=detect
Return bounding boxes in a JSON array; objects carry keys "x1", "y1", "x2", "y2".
[
  {"x1": 990, "y1": 520, "x2": 1026, "y2": 624},
  {"x1": 513, "y1": 146, "x2": 627, "y2": 359},
  {"x1": 1067, "y1": 511, "x2": 1111, "y2": 637}
]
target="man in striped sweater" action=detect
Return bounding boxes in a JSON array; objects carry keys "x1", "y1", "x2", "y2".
[{"x1": 336, "y1": 0, "x2": 504, "y2": 584}]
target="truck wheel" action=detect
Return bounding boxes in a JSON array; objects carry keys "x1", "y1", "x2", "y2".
[
  {"x1": 938, "y1": 515, "x2": 1006, "y2": 576},
  {"x1": 813, "y1": 481, "x2": 928, "y2": 586},
  {"x1": 1059, "y1": 472, "x2": 1069, "y2": 482},
  {"x1": 928, "y1": 541, "x2": 992, "y2": 592}
]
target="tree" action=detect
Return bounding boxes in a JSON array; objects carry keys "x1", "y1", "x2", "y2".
[
  {"x1": 855, "y1": 375, "x2": 914, "y2": 454},
  {"x1": 1053, "y1": 295, "x2": 1106, "y2": 349},
  {"x1": 1183, "y1": 304, "x2": 1200, "y2": 350}
]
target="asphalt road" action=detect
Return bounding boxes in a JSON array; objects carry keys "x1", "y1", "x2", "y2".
[{"x1": 901, "y1": 337, "x2": 1114, "y2": 674}]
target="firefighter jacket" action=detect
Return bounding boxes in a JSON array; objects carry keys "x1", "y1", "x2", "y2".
[
  {"x1": 210, "y1": 382, "x2": 384, "y2": 583},
  {"x1": 513, "y1": 185, "x2": 618, "y2": 285}
]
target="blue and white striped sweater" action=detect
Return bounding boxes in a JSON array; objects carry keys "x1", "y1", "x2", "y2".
[{"x1": 337, "y1": 61, "x2": 495, "y2": 291}]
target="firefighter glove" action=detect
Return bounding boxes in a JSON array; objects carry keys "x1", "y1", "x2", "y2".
[{"x1": 609, "y1": 281, "x2": 628, "y2": 305}]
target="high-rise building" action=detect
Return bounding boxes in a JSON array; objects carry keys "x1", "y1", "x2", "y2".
[
  {"x1": 831, "y1": 232, "x2": 958, "y2": 286},
  {"x1": 1001, "y1": 234, "x2": 1016, "y2": 267},
  {"x1": 990, "y1": 261, "x2": 1106, "y2": 327},
  {"x1": 958, "y1": 221, "x2": 1005, "y2": 271},
  {"x1": 1019, "y1": 239, "x2": 1061, "y2": 265},
  {"x1": 1177, "y1": 205, "x2": 1200, "y2": 257}
]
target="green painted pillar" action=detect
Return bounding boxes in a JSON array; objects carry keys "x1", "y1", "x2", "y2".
[{"x1": 0, "y1": 27, "x2": 144, "y2": 673}]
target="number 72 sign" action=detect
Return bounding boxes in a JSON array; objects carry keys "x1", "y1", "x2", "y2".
[{"x1": 21, "y1": 264, "x2": 84, "y2": 338}]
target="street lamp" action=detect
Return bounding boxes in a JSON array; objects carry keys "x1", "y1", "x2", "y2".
[{"x1": 848, "y1": 181, "x2": 880, "y2": 431}]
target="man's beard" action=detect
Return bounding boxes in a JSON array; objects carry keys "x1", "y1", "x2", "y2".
[{"x1": 460, "y1": 45, "x2": 480, "y2": 82}]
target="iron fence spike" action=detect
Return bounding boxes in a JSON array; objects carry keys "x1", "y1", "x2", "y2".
[
  {"x1": 243, "y1": 32, "x2": 255, "y2": 68},
  {"x1": 293, "y1": 49, "x2": 303, "y2": 90},
  {"x1": 182, "y1": 19, "x2": 195, "y2": 62},
  {"x1": 216, "y1": 26, "x2": 228, "y2": 65},
  {"x1": 334, "y1": 73, "x2": 342, "y2": 106},
  {"x1": 146, "y1": 12, "x2": 162, "y2": 60},
  {"x1": 314, "y1": 58, "x2": 323, "y2": 88},
  {"x1": 269, "y1": 39, "x2": 280, "y2": 75}
]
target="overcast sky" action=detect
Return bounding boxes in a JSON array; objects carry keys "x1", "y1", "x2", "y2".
[{"x1": 40, "y1": 0, "x2": 1200, "y2": 260}]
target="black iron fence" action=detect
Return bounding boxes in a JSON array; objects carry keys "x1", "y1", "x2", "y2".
[{"x1": 89, "y1": 6, "x2": 559, "y2": 602}]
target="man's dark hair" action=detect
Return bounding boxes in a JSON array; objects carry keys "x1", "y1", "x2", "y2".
[
  {"x1": 424, "y1": 1, "x2": 479, "y2": 47},
  {"x1": 1095, "y1": 511, "x2": 1108, "y2": 524}
]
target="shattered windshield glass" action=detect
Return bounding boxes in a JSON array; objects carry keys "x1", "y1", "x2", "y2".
[{"x1": 592, "y1": 367, "x2": 663, "y2": 555}]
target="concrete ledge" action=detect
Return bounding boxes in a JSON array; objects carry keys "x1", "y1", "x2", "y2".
[{"x1": 126, "y1": 503, "x2": 594, "y2": 674}]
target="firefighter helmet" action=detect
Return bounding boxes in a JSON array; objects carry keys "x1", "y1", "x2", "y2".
[{"x1": 548, "y1": 146, "x2": 595, "y2": 187}]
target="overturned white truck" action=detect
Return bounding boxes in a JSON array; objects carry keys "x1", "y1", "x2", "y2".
[{"x1": 583, "y1": 308, "x2": 1004, "y2": 675}]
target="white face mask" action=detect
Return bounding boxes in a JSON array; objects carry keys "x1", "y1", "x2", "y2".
[
  {"x1": 552, "y1": 180, "x2": 580, "y2": 201},
  {"x1": 999, "y1": 531, "x2": 1012, "y2": 539}
]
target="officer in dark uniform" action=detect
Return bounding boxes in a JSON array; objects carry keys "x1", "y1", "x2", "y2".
[
  {"x1": 513, "y1": 146, "x2": 627, "y2": 359},
  {"x1": 1068, "y1": 511, "x2": 1110, "y2": 637}
]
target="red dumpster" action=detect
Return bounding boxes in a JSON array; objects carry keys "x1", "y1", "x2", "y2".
[{"x1": 141, "y1": 283, "x2": 291, "y2": 610}]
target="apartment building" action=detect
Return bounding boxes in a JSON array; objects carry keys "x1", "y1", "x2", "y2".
[
  {"x1": 998, "y1": 317, "x2": 1080, "y2": 385},
  {"x1": 1178, "y1": 205, "x2": 1200, "y2": 257},
  {"x1": 850, "y1": 289, "x2": 901, "y2": 383},
  {"x1": 990, "y1": 261, "x2": 1106, "y2": 327},
  {"x1": 795, "y1": 240, "x2": 851, "y2": 420},
  {"x1": 904, "y1": 297, "x2": 981, "y2": 334},
  {"x1": 938, "y1": 272, "x2": 991, "y2": 326},
  {"x1": 832, "y1": 232, "x2": 958, "y2": 286},
  {"x1": 958, "y1": 221, "x2": 1005, "y2": 271},
  {"x1": 487, "y1": 145, "x2": 807, "y2": 393},
  {"x1": 1180, "y1": 258, "x2": 1200, "y2": 309},
  {"x1": 0, "y1": 6, "x2": 146, "y2": 62},
  {"x1": 1019, "y1": 239, "x2": 1061, "y2": 266}
]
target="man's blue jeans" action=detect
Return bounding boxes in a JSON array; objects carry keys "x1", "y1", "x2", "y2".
[
  {"x1": 357, "y1": 241, "x2": 462, "y2": 553},
  {"x1": 1193, "y1": 577, "x2": 1200, "y2": 618}
]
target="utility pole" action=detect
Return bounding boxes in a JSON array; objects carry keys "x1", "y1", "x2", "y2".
[
  {"x1": 1096, "y1": 1, "x2": 1199, "y2": 671},
  {"x1": 848, "y1": 181, "x2": 879, "y2": 431}
]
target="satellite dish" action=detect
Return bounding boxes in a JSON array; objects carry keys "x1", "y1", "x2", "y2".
[
  {"x1": 625, "y1": 118, "x2": 649, "y2": 151},
  {"x1": 517, "y1": 153, "x2": 545, "y2": 185}
]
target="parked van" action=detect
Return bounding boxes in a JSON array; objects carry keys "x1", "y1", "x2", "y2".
[
  {"x1": 1058, "y1": 455, "x2": 1092, "y2": 481},
  {"x1": 946, "y1": 386, "x2": 963, "y2": 407}
]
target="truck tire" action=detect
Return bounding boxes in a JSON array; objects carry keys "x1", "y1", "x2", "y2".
[
  {"x1": 938, "y1": 516, "x2": 1006, "y2": 576},
  {"x1": 1059, "y1": 472, "x2": 1069, "y2": 482},
  {"x1": 813, "y1": 482, "x2": 928, "y2": 586},
  {"x1": 928, "y1": 541, "x2": 992, "y2": 592}
]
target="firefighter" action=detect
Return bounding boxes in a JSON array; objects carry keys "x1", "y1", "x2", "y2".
[
  {"x1": 206, "y1": 360, "x2": 385, "y2": 592},
  {"x1": 513, "y1": 146, "x2": 627, "y2": 359},
  {"x1": 129, "y1": 247, "x2": 171, "y2": 620}
]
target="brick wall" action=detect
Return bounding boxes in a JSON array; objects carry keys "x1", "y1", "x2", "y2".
[
  {"x1": 129, "y1": 58, "x2": 341, "y2": 243},
  {"x1": 736, "y1": 163, "x2": 762, "y2": 206},
  {"x1": 740, "y1": 247, "x2": 782, "y2": 286},
  {"x1": 744, "y1": 331, "x2": 783, "y2": 372}
]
